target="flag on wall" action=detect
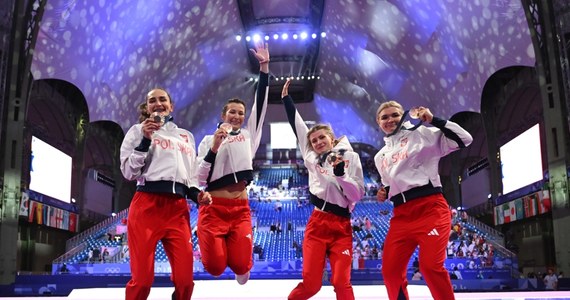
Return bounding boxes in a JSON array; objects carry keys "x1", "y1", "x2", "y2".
[
  {"x1": 494, "y1": 206, "x2": 504, "y2": 225},
  {"x1": 502, "y1": 201, "x2": 516, "y2": 223},
  {"x1": 19, "y1": 192, "x2": 29, "y2": 217},
  {"x1": 523, "y1": 194, "x2": 537, "y2": 217},
  {"x1": 515, "y1": 198, "x2": 524, "y2": 220},
  {"x1": 538, "y1": 190, "x2": 551, "y2": 214}
]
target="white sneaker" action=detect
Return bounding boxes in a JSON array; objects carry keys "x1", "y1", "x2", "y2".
[{"x1": 235, "y1": 271, "x2": 250, "y2": 285}]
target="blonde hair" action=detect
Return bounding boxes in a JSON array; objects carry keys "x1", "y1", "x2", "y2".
[
  {"x1": 306, "y1": 124, "x2": 339, "y2": 151},
  {"x1": 376, "y1": 100, "x2": 404, "y2": 119}
]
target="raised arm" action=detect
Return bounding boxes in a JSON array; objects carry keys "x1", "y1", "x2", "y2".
[
  {"x1": 247, "y1": 42, "x2": 270, "y2": 153},
  {"x1": 281, "y1": 79, "x2": 310, "y2": 156}
]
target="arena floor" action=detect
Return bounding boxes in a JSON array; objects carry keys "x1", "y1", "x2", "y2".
[{"x1": 2, "y1": 279, "x2": 569, "y2": 299}]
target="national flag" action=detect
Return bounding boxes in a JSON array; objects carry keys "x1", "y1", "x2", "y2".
[
  {"x1": 515, "y1": 198, "x2": 524, "y2": 220},
  {"x1": 523, "y1": 195, "x2": 537, "y2": 217},
  {"x1": 36, "y1": 203, "x2": 43, "y2": 225},
  {"x1": 494, "y1": 206, "x2": 504, "y2": 225},
  {"x1": 42, "y1": 205, "x2": 49, "y2": 226},
  {"x1": 56, "y1": 209, "x2": 64, "y2": 229},
  {"x1": 503, "y1": 201, "x2": 516, "y2": 223},
  {"x1": 19, "y1": 192, "x2": 29, "y2": 217},
  {"x1": 28, "y1": 201, "x2": 37, "y2": 223},
  {"x1": 69, "y1": 213, "x2": 78, "y2": 232},
  {"x1": 50, "y1": 206, "x2": 56, "y2": 226},
  {"x1": 63, "y1": 211, "x2": 70, "y2": 230},
  {"x1": 538, "y1": 190, "x2": 551, "y2": 214}
]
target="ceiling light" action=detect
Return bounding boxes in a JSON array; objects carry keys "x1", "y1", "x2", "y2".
[
  {"x1": 245, "y1": 36, "x2": 251, "y2": 42},
  {"x1": 321, "y1": 32, "x2": 326, "y2": 38},
  {"x1": 235, "y1": 35, "x2": 242, "y2": 41},
  {"x1": 281, "y1": 33, "x2": 288, "y2": 40},
  {"x1": 311, "y1": 33, "x2": 317, "y2": 39}
]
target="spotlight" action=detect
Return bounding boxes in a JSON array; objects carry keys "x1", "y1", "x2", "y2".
[
  {"x1": 321, "y1": 32, "x2": 326, "y2": 38},
  {"x1": 235, "y1": 35, "x2": 242, "y2": 41},
  {"x1": 311, "y1": 33, "x2": 317, "y2": 39},
  {"x1": 111, "y1": 212, "x2": 117, "y2": 217},
  {"x1": 293, "y1": 34, "x2": 298, "y2": 39},
  {"x1": 280, "y1": 76, "x2": 284, "y2": 80},
  {"x1": 281, "y1": 33, "x2": 288, "y2": 40},
  {"x1": 300, "y1": 32, "x2": 308, "y2": 39},
  {"x1": 273, "y1": 34, "x2": 279, "y2": 40},
  {"x1": 253, "y1": 34, "x2": 261, "y2": 42},
  {"x1": 264, "y1": 35, "x2": 270, "y2": 41},
  {"x1": 245, "y1": 36, "x2": 251, "y2": 42}
]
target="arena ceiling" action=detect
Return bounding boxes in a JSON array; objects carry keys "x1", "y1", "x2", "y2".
[{"x1": 31, "y1": 0, "x2": 535, "y2": 148}]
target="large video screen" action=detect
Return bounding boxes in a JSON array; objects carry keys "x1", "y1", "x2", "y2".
[
  {"x1": 30, "y1": 136, "x2": 72, "y2": 203},
  {"x1": 500, "y1": 124, "x2": 543, "y2": 195}
]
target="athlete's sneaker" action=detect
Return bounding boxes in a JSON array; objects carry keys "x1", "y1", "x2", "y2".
[{"x1": 235, "y1": 271, "x2": 250, "y2": 285}]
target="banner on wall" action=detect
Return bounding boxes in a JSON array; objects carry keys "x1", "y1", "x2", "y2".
[
  {"x1": 494, "y1": 190, "x2": 551, "y2": 225},
  {"x1": 27, "y1": 200, "x2": 79, "y2": 232}
]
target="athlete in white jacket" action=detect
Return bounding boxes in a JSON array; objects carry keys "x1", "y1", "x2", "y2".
[
  {"x1": 281, "y1": 79, "x2": 365, "y2": 300},
  {"x1": 374, "y1": 101, "x2": 472, "y2": 300},
  {"x1": 120, "y1": 88, "x2": 208, "y2": 300},
  {"x1": 195, "y1": 42, "x2": 270, "y2": 285}
]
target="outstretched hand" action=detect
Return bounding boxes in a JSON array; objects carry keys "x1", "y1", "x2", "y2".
[
  {"x1": 249, "y1": 42, "x2": 269, "y2": 64},
  {"x1": 282, "y1": 78, "x2": 291, "y2": 98}
]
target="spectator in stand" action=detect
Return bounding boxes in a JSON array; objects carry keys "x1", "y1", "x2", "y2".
[
  {"x1": 544, "y1": 268, "x2": 558, "y2": 290},
  {"x1": 411, "y1": 269, "x2": 422, "y2": 281},
  {"x1": 452, "y1": 266, "x2": 463, "y2": 280},
  {"x1": 59, "y1": 263, "x2": 69, "y2": 274},
  {"x1": 275, "y1": 199, "x2": 283, "y2": 212},
  {"x1": 374, "y1": 101, "x2": 472, "y2": 300},
  {"x1": 102, "y1": 248, "x2": 110, "y2": 263}
]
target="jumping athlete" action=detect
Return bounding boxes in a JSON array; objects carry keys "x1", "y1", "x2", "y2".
[
  {"x1": 195, "y1": 42, "x2": 270, "y2": 285},
  {"x1": 281, "y1": 79, "x2": 365, "y2": 300}
]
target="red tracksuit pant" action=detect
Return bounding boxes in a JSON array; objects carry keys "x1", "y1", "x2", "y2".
[
  {"x1": 288, "y1": 209, "x2": 354, "y2": 300},
  {"x1": 382, "y1": 193, "x2": 454, "y2": 300},
  {"x1": 125, "y1": 192, "x2": 194, "y2": 300},
  {"x1": 197, "y1": 196, "x2": 252, "y2": 276}
]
